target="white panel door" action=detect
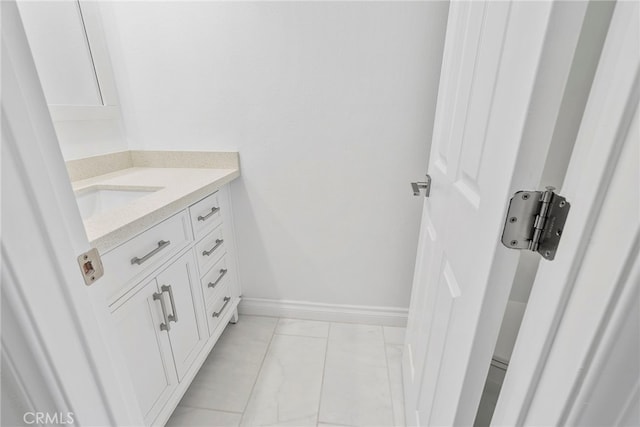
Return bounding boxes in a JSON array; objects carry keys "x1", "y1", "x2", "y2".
[
  {"x1": 157, "y1": 251, "x2": 207, "y2": 381},
  {"x1": 403, "y1": 2, "x2": 588, "y2": 425},
  {"x1": 2, "y1": 3, "x2": 139, "y2": 424}
]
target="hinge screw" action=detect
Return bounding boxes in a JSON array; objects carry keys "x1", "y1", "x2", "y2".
[
  {"x1": 522, "y1": 193, "x2": 530, "y2": 200},
  {"x1": 559, "y1": 201, "x2": 566, "y2": 208},
  {"x1": 510, "y1": 240, "x2": 518, "y2": 246},
  {"x1": 509, "y1": 217, "x2": 517, "y2": 223}
]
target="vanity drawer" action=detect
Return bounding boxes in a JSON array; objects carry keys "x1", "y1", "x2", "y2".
[
  {"x1": 194, "y1": 225, "x2": 226, "y2": 274},
  {"x1": 201, "y1": 256, "x2": 229, "y2": 303},
  {"x1": 206, "y1": 282, "x2": 233, "y2": 336},
  {"x1": 189, "y1": 192, "x2": 222, "y2": 238},
  {"x1": 103, "y1": 211, "x2": 192, "y2": 303}
]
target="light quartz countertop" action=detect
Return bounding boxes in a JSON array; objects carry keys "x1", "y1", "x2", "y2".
[{"x1": 67, "y1": 151, "x2": 240, "y2": 253}]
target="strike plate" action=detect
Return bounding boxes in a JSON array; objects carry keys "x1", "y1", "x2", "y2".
[{"x1": 77, "y1": 248, "x2": 104, "y2": 286}]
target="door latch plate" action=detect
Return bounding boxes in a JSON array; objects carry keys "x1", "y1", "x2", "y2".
[
  {"x1": 501, "y1": 188, "x2": 570, "y2": 260},
  {"x1": 77, "y1": 248, "x2": 104, "y2": 286}
]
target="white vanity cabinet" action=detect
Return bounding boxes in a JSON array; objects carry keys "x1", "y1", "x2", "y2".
[
  {"x1": 101, "y1": 211, "x2": 193, "y2": 303},
  {"x1": 111, "y1": 250, "x2": 206, "y2": 424},
  {"x1": 191, "y1": 189, "x2": 241, "y2": 337},
  {"x1": 98, "y1": 184, "x2": 241, "y2": 426},
  {"x1": 111, "y1": 277, "x2": 178, "y2": 424},
  {"x1": 154, "y1": 251, "x2": 207, "y2": 381}
]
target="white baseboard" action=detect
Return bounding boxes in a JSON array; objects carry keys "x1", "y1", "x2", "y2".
[{"x1": 238, "y1": 297, "x2": 408, "y2": 327}]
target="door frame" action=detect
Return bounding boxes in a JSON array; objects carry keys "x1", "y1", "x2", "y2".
[
  {"x1": 2, "y1": 2, "x2": 141, "y2": 424},
  {"x1": 493, "y1": 1, "x2": 639, "y2": 425}
]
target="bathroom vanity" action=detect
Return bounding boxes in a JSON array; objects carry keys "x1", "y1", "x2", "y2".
[{"x1": 68, "y1": 151, "x2": 242, "y2": 425}]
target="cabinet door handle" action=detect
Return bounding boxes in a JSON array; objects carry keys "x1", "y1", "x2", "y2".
[
  {"x1": 197, "y1": 207, "x2": 220, "y2": 222},
  {"x1": 212, "y1": 296, "x2": 231, "y2": 318},
  {"x1": 153, "y1": 291, "x2": 171, "y2": 332},
  {"x1": 131, "y1": 240, "x2": 171, "y2": 265},
  {"x1": 161, "y1": 285, "x2": 178, "y2": 323},
  {"x1": 208, "y1": 269, "x2": 228, "y2": 289},
  {"x1": 202, "y1": 239, "x2": 224, "y2": 257}
]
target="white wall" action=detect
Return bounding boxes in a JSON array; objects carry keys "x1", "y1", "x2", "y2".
[
  {"x1": 101, "y1": 1, "x2": 449, "y2": 309},
  {"x1": 53, "y1": 119, "x2": 128, "y2": 160}
]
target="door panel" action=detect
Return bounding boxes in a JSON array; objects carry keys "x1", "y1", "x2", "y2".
[
  {"x1": 417, "y1": 268, "x2": 458, "y2": 423},
  {"x1": 403, "y1": 206, "x2": 442, "y2": 414},
  {"x1": 403, "y1": 1, "x2": 589, "y2": 425},
  {"x1": 157, "y1": 251, "x2": 206, "y2": 381}
]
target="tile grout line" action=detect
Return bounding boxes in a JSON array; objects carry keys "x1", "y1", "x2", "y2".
[
  {"x1": 274, "y1": 332, "x2": 330, "y2": 339},
  {"x1": 382, "y1": 327, "x2": 398, "y2": 426},
  {"x1": 176, "y1": 404, "x2": 243, "y2": 416},
  {"x1": 315, "y1": 322, "x2": 332, "y2": 426},
  {"x1": 238, "y1": 317, "x2": 279, "y2": 425}
]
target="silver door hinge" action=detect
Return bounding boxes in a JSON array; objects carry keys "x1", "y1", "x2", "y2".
[
  {"x1": 77, "y1": 248, "x2": 104, "y2": 286},
  {"x1": 501, "y1": 187, "x2": 570, "y2": 260}
]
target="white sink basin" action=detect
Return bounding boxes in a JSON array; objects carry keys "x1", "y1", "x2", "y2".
[{"x1": 75, "y1": 187, "x2": 159, "y2": 220}]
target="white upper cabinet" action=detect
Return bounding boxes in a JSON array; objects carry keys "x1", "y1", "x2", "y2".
[
  {"x1": 18, "y1": 1, "x2": 101, "y2": 105},
  {"x1": 17, "y1": 1, "x2": 119, "y2": 120}
]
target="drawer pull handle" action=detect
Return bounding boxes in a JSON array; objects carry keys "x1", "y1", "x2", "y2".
[
  {"x1": 197, "y1": 207, "x2": 220, "y2": 222},
  {"x1": 153, "y1": 291, "x2": 171, "y2": 332},
  {"x1": 202, "y1": 239, "x2": 224, "y2": 257},
  {"x1": 208, "y1": 269, "x2": 228, "y2": 289},
  {"x1": 212, "y1": 296, "x2": 231, "y2": 318},
  {"x1": 161, "y1": 285, "x2": 178, "y2": 323},
  {"x1": 131, "y1": 240, "x2": 171, "y2": 265}
]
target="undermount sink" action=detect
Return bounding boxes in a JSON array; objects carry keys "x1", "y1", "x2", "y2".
[{"x1": 75, "y1": 187, "x2": 159, "y2": 220}]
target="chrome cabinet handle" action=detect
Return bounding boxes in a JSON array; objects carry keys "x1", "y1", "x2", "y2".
[
  {"x1": 153, "y1": 291, "x2": 171, "y2": 331},
  {"x1": 212, "y1": 296, "x2": 231, "y2": 318},
  {"x1": 202, "y1": 239, "x2": 224, "y2": 257},
  {"x1": 131, "y1": 240, "x2": 171, "y2": 265},
  {"x1": 208, "y1": 269, "x2": 228, "y2": 289},
  {"x1": 197, "y1": 207, "x2": 220, "y2": 222},
  {"x1": 161, "y1": 285, "x2": 178, "y2": 323}
]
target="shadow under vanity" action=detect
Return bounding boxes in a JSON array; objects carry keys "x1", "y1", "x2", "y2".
[{"x1": 67, "y1": 150, "x2": 242, "y2": 425}]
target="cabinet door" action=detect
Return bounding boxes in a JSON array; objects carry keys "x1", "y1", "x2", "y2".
[
  {"x1": 111, "y1": 278, "x2": 177, "y2": 423},
  {"x1": 157, "y1": 251, "x2": 207, "y2": 381}
]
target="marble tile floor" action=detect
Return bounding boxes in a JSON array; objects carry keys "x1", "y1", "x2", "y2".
[{"x1": 167, "y1": 316, "x2": 406, "y2": 427}]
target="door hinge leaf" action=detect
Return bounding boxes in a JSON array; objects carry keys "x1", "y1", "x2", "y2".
[{"x1": 501, "y1": 187, "x2": 570, "y2": 260}]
